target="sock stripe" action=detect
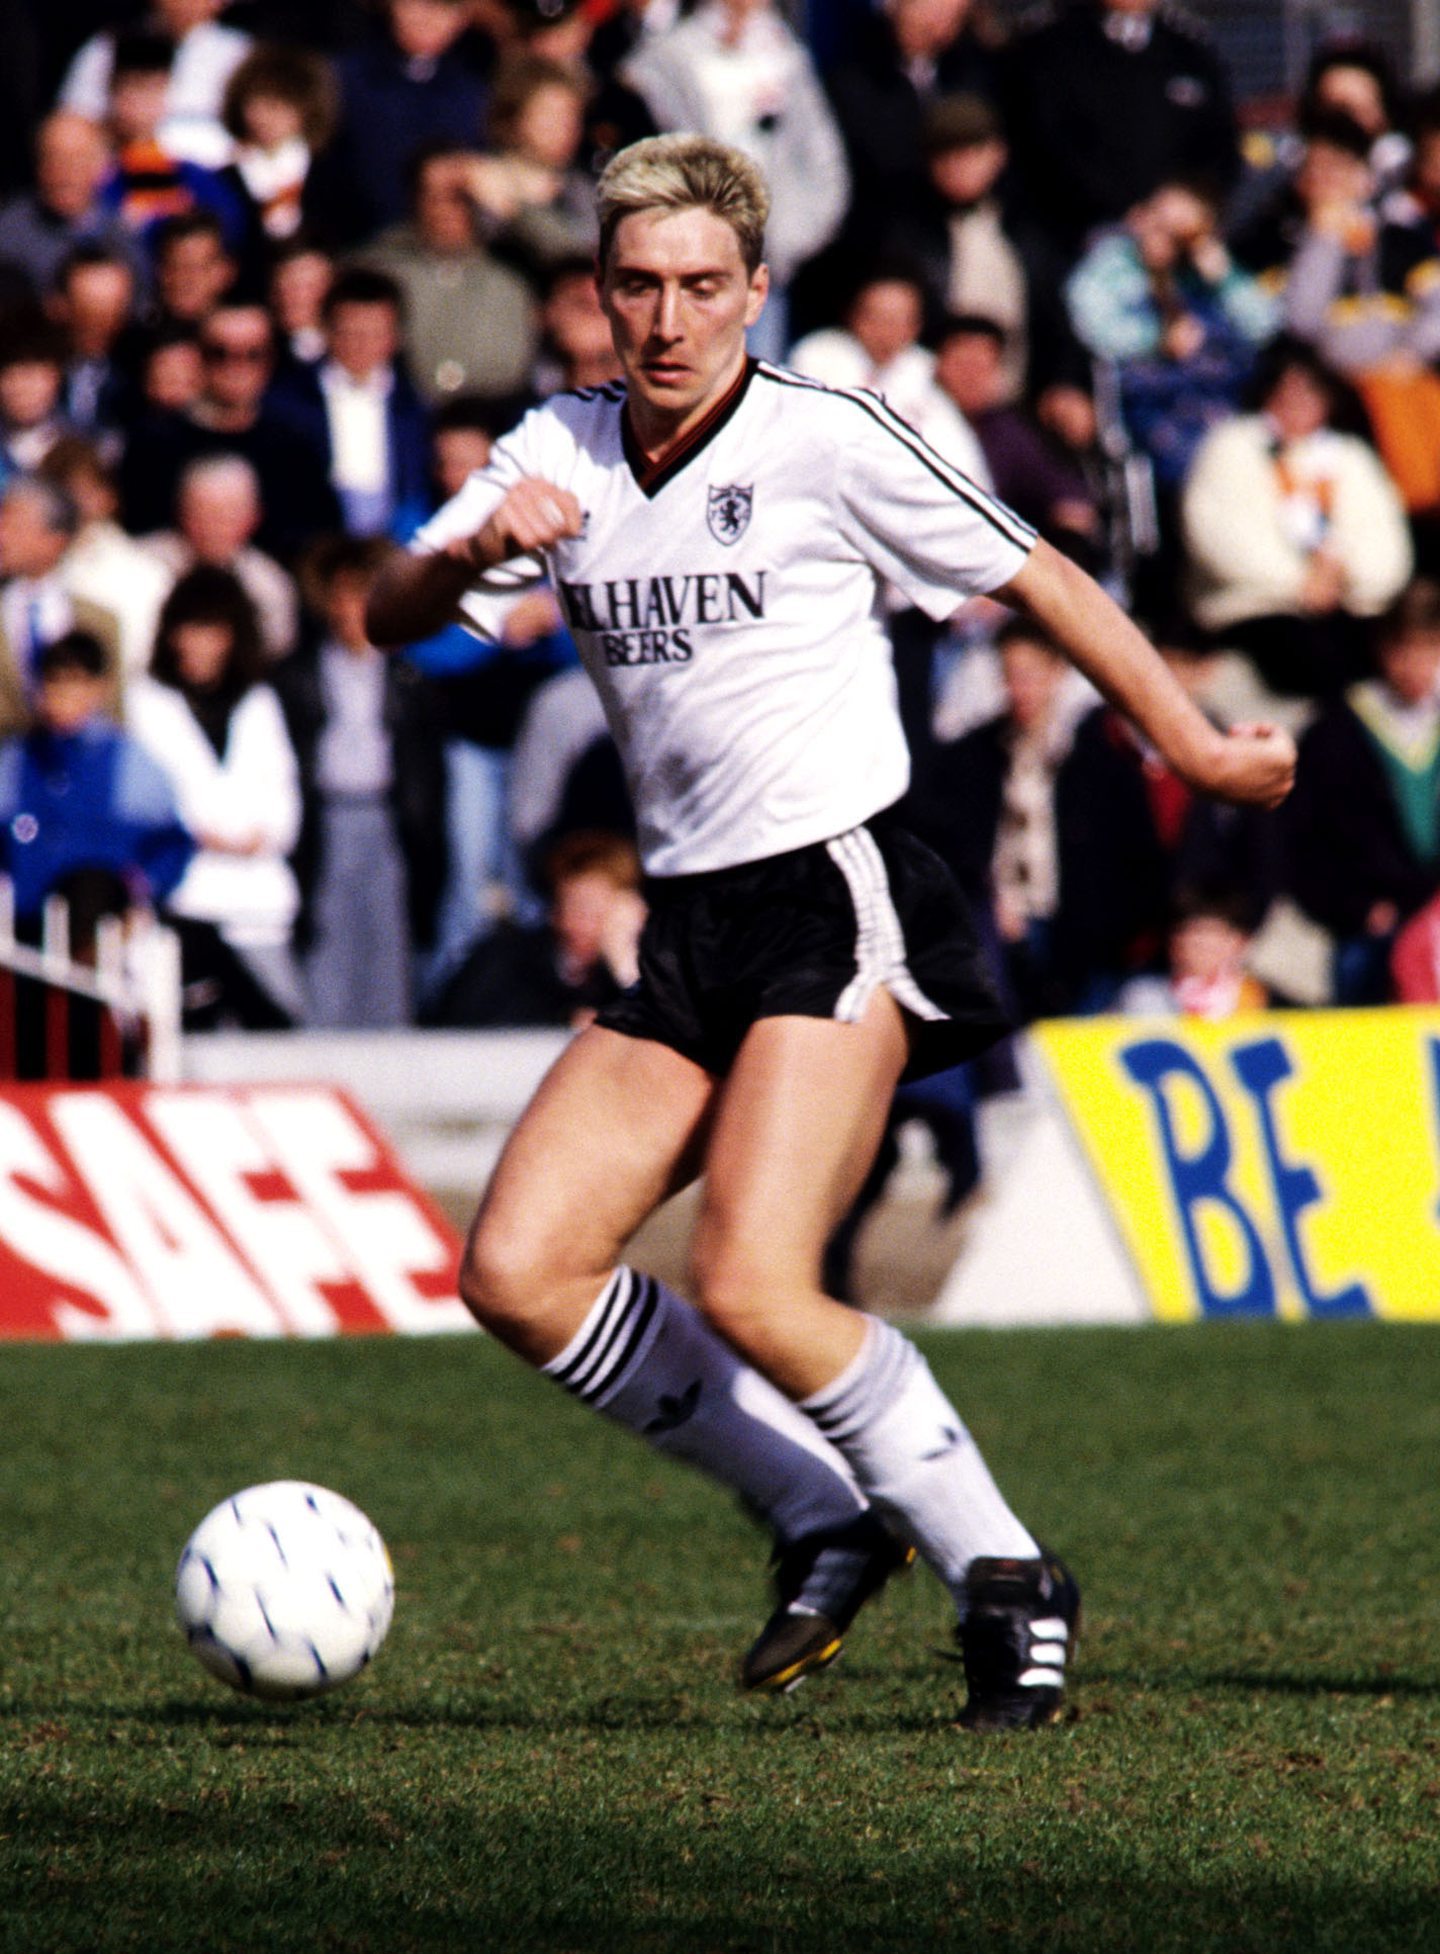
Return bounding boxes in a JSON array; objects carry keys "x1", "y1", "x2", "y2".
[
  {"x1": 581, "y1": 1273, "x2": 661, "y2": 1403},
  {"x1": 550, "y1": 1267, "x2": 633, "y2": 1391},
  {"x1": 809, "y1": 1325, "x2": 914, "y2": 1445}
]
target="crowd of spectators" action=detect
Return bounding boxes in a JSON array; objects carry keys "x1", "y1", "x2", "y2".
[{"x1": 2, "y1": 0, "x2": 1440, "y2": 1052}]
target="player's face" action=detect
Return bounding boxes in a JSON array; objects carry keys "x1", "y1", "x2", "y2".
[{"x1": 600, "y1": 207, "x2": 768, "y2": 439}]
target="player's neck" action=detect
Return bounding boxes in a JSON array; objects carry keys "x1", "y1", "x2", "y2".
[{"x1": 625, "y1": 350, "x2": 751, "y2": 469}]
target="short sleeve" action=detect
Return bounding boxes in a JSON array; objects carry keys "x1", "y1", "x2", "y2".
[
  {"x1": 409, "y1": 413, "x2": 550, "y2": 642},
  {"x1": 834, "y1": 395, "x2": 1037, "y2": 619}
]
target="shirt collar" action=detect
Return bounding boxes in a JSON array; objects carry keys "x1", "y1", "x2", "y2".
[{"x1": 320, "y1": 359, "x2": 394, "y2": 403}]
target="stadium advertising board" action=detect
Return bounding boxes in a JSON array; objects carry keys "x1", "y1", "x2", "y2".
[
  {"x1": 0, "y1": 1084, "x2": 467, "y2": 1341},
  {"x1": 1034, "y1": 1009, "x2": 1440, "y2": 1323}
]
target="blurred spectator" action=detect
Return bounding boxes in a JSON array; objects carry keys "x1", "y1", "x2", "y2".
[
  {"x1": 931, "y1": 314, "x2": 1099, "y2": 557},
  {"x1": 914, "y1": 615, "x2": 1161, "y2": 1019},
  {"x1": 0, "y1": 316, "x2": 74, "y2": 481},
  {"x1": 142, "y1": 453, "x2": 299, "y2": 660},
  {"x1": 623, "y1": 0, "x2": 849, "y2": 356},
  {"x1": 119, "y1": 299, "x2": 342, "y2": 559},
  {"x1": 466, "y1": 53, "x2": 600, "y2": 275},
  {"x1": 1004, "y1": 0, "x2": 1237, "y2": 264},
  {"x1": 531, "y1": 255, "x2": 621, "y2": 395},
  {"x1": 1265, "y1": 112, "x2": 1437, "y2": 377},
  {"x1": 268, "y1": 233, "x2": 334, "y2": 374},
  {"x1": 328, "y1": 0, "x2": 490, "y2": 247},
  {"x1": 424, "y1": 828, "x2": 643, "y2": 1028},
  {"x1": 823, "y1": 0, "x2": 1002, "y2": 285},
  {"x1": 1404, "y1": 86, "x2": 1440, "y2": 258},
  {"x1": 126, "y1": 565, "x2": 304, "y2": 1026},
  {"x1": 1285, "y1": 579, "x2": 1440, "y2": 1005},
  {"x1": 790, "y1": 265, "x2": 939, "y2": 425},
  {"x1": 1306, "y1": 38, "x2": 1409, "y2": 194},
  {"x1": 495, "y1": 0, "x2": 657, "y2": 178},
  {"x1": 1066, "y1": 614, "x2": 1281, "y2": 967},
  {"x1": 508, "y1": 662, "x2": 617, "y2": 875},
  {"x1": 886, "y1": 92, "x2": 1028, "y2": 396},
  {"x1": 1067, "y1": 177, "x2": 1278, "y2": 491},
  {"x1": 359, "y1": 144, "x2": 538, "y2": 406},
  {"x1": 40, "y1": 438, "x2": 172, "y2": 680},
  {"x1": 429, "y1": 394, "x2": 506, "y2": 499},
  {"x1": 1117, "y1": 886, "x2": 1267, "y2": 1019},
  {"x1": 1033, "y1": 375, "x2": 1147, "y2": 594},
  {"x1": 1272, "y1": 112, "x2": 1440, "y2": 549},
  {"x1": 0, "y1": 474, "x2": 121, "y2": 737},
  {"x1": 274, "y1": 535, "x2": 446, "y2": 1027},
  {"x1": 59, "y1": 0, "x2": 253, "y2": 171},
  {"x1": 96, "y1": 31, "x2": 247, "y2": 254},
  {"x1": 415, "y1": 563, "x2": 578, "y2": 984},
  {"x1": 0, "y1": 112, "x2": 146, "y2": 299},
  {"x1": 136, "y1": 321, "x2": 204, "y2": 417},
  {"x1": 149, "y1": 209, "x2": 238, "y2": 328},
  {"x1": 218, "y1": 44, "x2": 341, "y2": 263},
  {"x1": 0, "y1": 628, "x2": 193, "y2": 927},
  {"x1": 267, "y1": 267, "x2": 430, "y2": 537},
  {"x1": 1182, "y1": 339, "x2": 1412, "y2": 700},
  {"x1": 47, "y1": 245, "x2": 139, "y2": 441}
]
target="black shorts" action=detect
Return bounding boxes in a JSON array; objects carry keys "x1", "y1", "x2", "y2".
[{"x1": 595, "y1": 807, "x2": 1010, "y2": 1081}]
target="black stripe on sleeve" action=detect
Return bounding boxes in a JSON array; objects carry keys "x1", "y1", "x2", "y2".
[{"x1": 755, "y1": 362, "x2": 1038, "y2": 554}]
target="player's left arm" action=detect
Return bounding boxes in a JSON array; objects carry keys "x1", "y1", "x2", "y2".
[{"x1": 993, "y1": 539, "x2": 1296, "y2": 809}]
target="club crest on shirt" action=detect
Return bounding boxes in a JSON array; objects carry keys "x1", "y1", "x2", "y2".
[{"x1": 707, "y1": 483, "x2": 753, "y2": 546}]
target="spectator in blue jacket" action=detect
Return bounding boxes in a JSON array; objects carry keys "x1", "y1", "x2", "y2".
[
  {"x1": 0, "y1": 628, "x2": 194, "y2": 923},
  {"x1": 327, "y1": 0, "x2": 489, "y2": 247}
]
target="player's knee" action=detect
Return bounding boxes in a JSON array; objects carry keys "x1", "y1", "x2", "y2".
[
  {"x1": 689, "y1": 1230, "x2": 774, "y2": 1350},
  {"x1": 458, "y1": 1216, "x2": 552, "y2": 1340}
]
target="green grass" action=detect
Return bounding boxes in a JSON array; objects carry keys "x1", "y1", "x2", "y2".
[{"x1": 2, "y1": 1325, "x2": 1438, "y2": 1954}]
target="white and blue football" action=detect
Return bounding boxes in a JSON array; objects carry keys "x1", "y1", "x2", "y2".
[{"x1": 175, "y1": 1481, "x2": 394, "y2": 1702}]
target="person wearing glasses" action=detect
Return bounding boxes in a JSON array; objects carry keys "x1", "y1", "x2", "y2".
[{"x1": 118, "y1": 298, "x2": 340, "y2": 559}]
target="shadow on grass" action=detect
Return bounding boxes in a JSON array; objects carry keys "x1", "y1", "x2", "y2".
[
  {"x1": 6, "y1": 1793, "x2": 1438, "y2": 1954},
  {"x1": 1200, "y1": 1668, "x2": 1440, "y2": 1698},
  {"x1": 1076, "y1": 1661, "x2": 1440, "y2": 1700}
]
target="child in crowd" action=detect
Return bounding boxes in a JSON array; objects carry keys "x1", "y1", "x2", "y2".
[
  {"x1": 0, "y1": 628, "x2": 193, "y2": 926},
  {"x1": 1119, "y1": 888, "x2": 1268, "y2": 1019}
]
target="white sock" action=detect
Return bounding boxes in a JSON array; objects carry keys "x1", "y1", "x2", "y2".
[
  {"x1": 801, "y1": 1318, "x2": 1038, "y2": 1610},
  {"x1": 542, "y1": 1267, "x2": 867, "y2": 1544}
]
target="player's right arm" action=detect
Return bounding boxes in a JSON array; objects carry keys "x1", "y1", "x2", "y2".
[{"x1": 365, "y1": 479, "x2": 584, "y2": 647}]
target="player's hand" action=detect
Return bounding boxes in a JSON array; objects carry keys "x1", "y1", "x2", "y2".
[
  {"x1": 1194, "y1": 723, "x2": 1297, "y2": 809},
  {"x1": 452, "y1": 478, "x2": 584, "y2": 572}
]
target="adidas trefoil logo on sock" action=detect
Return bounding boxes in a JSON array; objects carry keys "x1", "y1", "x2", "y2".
[
  {"x1": 919, "y1": 1425, "x2": 963, "y2": 1461},
  {"x1": 645, "y1": 1378, "x2": 703, "y2": 1434}
]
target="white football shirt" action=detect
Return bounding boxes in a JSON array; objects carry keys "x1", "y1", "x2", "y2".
[{"x1": 412, "y1": 359, "x2": 1036, "y2": 876}]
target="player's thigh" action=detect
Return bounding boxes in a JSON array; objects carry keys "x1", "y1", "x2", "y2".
[
  {"x1": 462, "y1": 1024, "x2": 715, "y2": 1352},
  {"x1": 692, "y1": 990, "x2": 909, "y2": 1312}
]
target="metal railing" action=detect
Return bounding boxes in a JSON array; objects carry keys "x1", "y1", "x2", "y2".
[{"x1": 0, "y1": 884, "x2": 183, "y2": 1084}]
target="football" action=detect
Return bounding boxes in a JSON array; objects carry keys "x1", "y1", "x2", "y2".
[{"x1": 175, "y1": 1481, "x2": 394, "y2": 1702}]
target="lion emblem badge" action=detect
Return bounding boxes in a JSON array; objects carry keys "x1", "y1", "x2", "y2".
[{"x1": 707, "y1": 483, "x2": 753, "y2": 546}]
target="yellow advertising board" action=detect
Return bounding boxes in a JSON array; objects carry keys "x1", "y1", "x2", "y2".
[{"x1": 1032, "y1": 1009, "x2": 1440, "y2": 1322}]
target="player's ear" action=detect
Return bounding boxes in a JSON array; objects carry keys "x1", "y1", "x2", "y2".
[{"x1": 744, "y1": 262, "x2": 770, "y2": 328}]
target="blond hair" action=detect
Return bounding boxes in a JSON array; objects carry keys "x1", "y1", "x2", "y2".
[{"x1": 596, "y1": 135, "x2": 770, "y2": 274}]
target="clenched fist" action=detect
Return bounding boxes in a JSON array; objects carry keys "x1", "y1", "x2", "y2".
[{"x1": 446, "y1": 478, "x2": 585, "y2": 574}]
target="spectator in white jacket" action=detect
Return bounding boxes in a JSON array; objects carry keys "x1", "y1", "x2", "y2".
[
  {"x1": 1182, "y1": 339, "x2": 1412, "y2": 702},
  {"x1": 127, "y1": 564, "x2": 304, "y2": 1025},
  {"x1": 58, "y1": 0, "x2": 252, "y2": 170},
  {"x1": 622, "y1": 0, "x2": 848, "y2": 357},
  {"x1": 790, "y1": 266, "x2": 991, "y2": 486}
]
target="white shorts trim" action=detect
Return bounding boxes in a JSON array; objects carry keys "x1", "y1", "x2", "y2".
[{"x1": 825, "y1": 827, "x2": 948, "y2": 1027}]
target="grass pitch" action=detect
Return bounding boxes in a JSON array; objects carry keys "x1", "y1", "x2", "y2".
[{"x1": 1, "y1": 1324, "x2": 1437, "y2": 1954}]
